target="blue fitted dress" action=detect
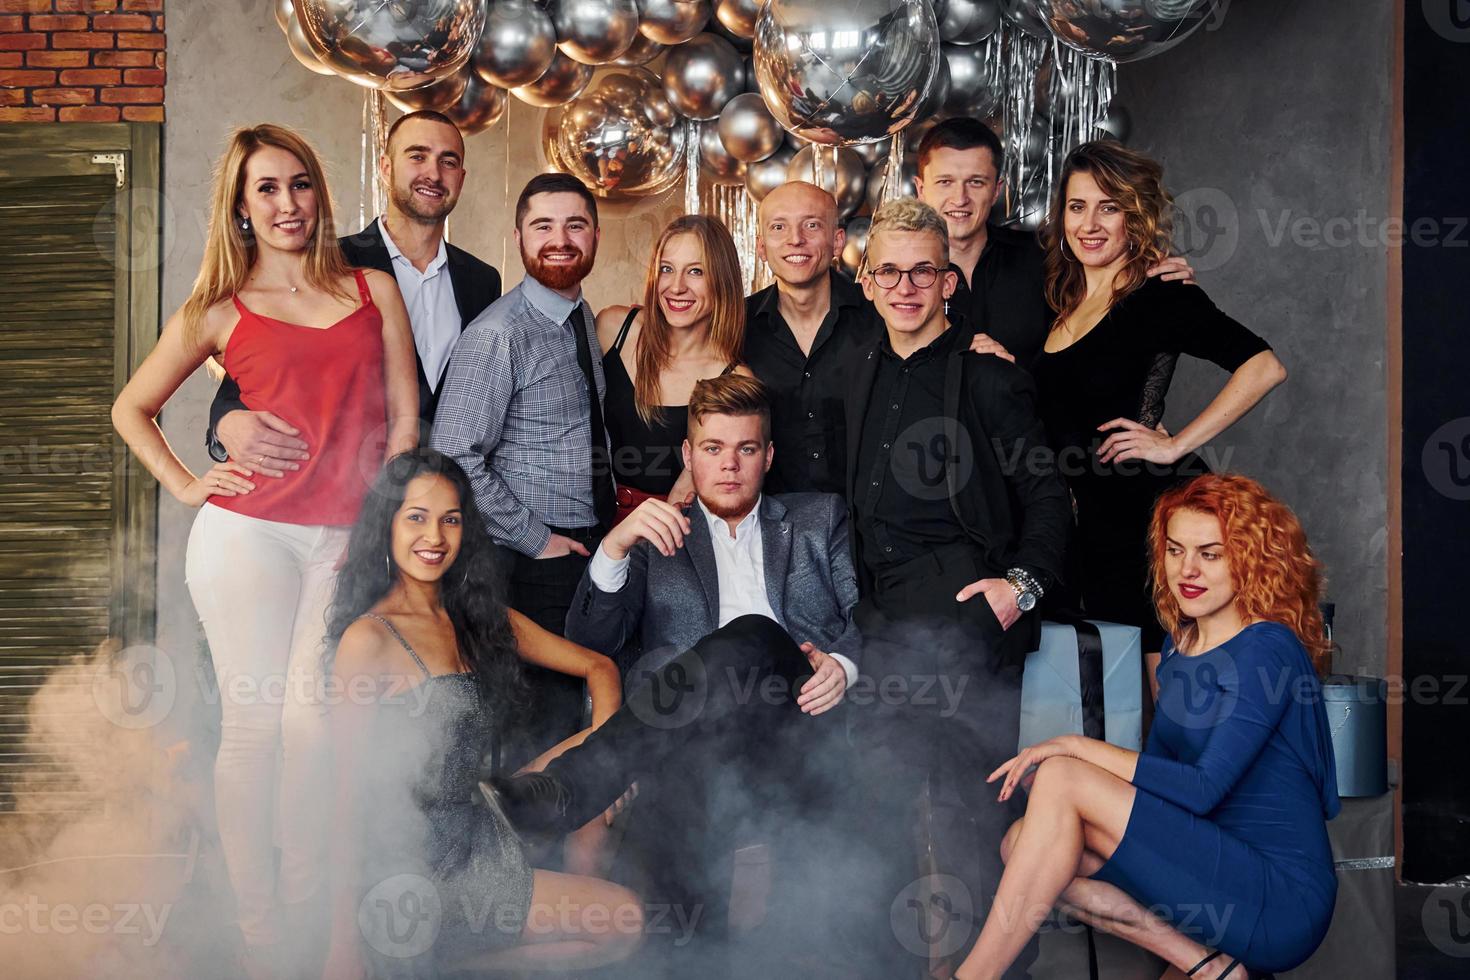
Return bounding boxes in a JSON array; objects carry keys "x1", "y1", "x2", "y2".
[{"x1": 1090, "y1": 622, "x2": 1339, "y2": 972}]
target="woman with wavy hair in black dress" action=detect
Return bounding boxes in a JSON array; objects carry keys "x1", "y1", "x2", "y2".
[{"x1": 1032, "y1": 140, "x2": 1289, "y2": 677}]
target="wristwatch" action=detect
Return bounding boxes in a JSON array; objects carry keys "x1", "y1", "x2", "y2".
[{"x1": 1005, "y1": 567, "x2": 1043, "y2": 613}]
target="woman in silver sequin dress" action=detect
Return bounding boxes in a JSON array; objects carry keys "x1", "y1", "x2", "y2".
[{"x1": 320, "y1": 449, "x2": 641, "y2": 979}]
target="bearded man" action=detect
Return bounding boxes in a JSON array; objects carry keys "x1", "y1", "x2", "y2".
[{"x1": 431, "y1": 172, "x2": 615, "y2": 763}]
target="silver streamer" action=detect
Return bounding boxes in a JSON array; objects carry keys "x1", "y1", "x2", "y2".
[
  {"x1": 999, "y1": 21, "x2": 1047, "y2": 223},
  {"x1": 684, "y1": 117, "x2": 701, "y2": 215},
  {"x1": 359, "y1": 88, "x2": 388, "y2": 230},
  {"x1": 706, "y1": 183, "x2": 766, "y2": 292}
]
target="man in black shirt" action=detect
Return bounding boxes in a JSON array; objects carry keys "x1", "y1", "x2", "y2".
[
  {"x1": 915, "y1": 118, "x2": 1193, "y2": 369},
  {"x1": 743, "y1": 180, "x2": 880, "y2": 494},
  {"x1": 845, "y1": 198, "x2": 1071, "y2": 977}
]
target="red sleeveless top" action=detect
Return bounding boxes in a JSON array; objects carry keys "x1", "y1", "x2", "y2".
[{"x1": 211, "y1": 269, "x2": 387, "y2": 526}]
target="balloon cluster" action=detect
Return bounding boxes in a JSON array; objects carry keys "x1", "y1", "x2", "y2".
[{"x1": 273, "y1": 0, "x2": 1221, "y2": 207}]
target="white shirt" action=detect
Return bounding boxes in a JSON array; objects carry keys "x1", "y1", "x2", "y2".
[
  {"x1": 380, "y1": 218, "x2": 461, "y2": 393},
  {"x1": 589, "y1": 496, "x2": 858, "y2": 689}
]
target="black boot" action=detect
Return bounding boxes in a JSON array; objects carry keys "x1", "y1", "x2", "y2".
[{"x1": 479, "y1": 772, "x2": 577, "y2": 835}]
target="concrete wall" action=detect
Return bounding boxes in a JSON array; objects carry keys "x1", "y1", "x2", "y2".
[
  {"x1": 155, "y1": 4, "x2": 678, "y2": 658},
  {"x1": 1116, "y1": 0, "x2": 1394, "y2": 673}
]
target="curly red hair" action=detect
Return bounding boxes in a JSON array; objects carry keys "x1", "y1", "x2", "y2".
[{"x1": 1148, "y1": 474, "x2": 1330, "y2": 673}]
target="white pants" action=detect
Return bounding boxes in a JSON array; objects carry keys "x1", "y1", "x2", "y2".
[{"x1": 185, "y1": 503, "x2": 348, "y2": 948}]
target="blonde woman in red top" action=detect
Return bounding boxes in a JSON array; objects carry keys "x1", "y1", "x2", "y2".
[{"x1": 112, "y1": 124, "x2": 418, "y2": 976}]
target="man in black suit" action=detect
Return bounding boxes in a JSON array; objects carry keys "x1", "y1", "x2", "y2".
[
  {"x1": 205, "y1": 110, "x2": 500, "y2": 469},
  {"x1": 845, "y1": 198, "x2": 1071, "y2": 977}
]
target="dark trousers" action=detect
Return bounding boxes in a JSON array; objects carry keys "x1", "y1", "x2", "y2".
[
  {"x1": 500, "y1": 526, "x2": 600, "y2": 771},
  {"x1": 543, "y1": 616, "x2": 850, "y2": 972},
  {"x1": 848, "y1": 543, "x2": 1036, "y2": 979}
]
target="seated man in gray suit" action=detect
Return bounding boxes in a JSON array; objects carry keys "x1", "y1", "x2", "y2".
[
  {"x1": 568, "y1": 371, "x2": 859, "y2": 700},
  {"x1": 488, "y1": 374, "x2": 859, "y2": 967}
]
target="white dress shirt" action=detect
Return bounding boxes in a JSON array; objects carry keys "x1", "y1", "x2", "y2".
[
  {"x1": 589, "y1": 496, "x2": 858, "y2": 689},
  {"x1": 380, "y1": 219, "x2": 461, "y2": 393}
]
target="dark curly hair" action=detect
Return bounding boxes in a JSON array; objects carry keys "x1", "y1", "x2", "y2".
[{"x1": 324, "y1": 448, "x2": 528, "y2": 715}]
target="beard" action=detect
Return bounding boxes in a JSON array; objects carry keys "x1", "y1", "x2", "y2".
[
  {"x1": 523, "y1": 242, "x2": 597, "y2": 291},
  {"x1": 390, "y1": 177, "x2": 454, "y2": 222},
  {"x1": 697, "y1": 484, "x2": 760, "y2": 522}
]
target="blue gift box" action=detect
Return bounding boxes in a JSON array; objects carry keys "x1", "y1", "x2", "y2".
[{"x1": 1019, "y1": 620, "x2": 1145, "y2": 752}]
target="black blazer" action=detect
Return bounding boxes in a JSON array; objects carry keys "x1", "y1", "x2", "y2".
[
  {"x1": 844, "y1": 316, "x2": 1072, "y2": 661},
  {"x1": 205, "y1": 219, "x2": 501, "y2": 454}
]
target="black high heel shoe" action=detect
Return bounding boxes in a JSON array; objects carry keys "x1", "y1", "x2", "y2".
[{"x1": 1186, "y1": 951, "x2": 1276, "y2": 980}]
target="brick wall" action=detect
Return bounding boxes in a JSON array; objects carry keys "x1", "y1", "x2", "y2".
[{"x1": 0, "y1": 0, "x2": 164, "y2": 123}]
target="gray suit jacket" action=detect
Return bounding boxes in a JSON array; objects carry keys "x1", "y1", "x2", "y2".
[{"x1": 566, "y1": 493, "x2": 862, "y2": 667}]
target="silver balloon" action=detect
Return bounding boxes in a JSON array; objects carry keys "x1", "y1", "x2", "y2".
[
  {"x1": 474, "y1": 0, "x2": 557, "y2": 89},
  {"x1": 385, "y1": 66, "x2": 470, "y2": 112},
  {"x1": 662, "y1": 32, "x2": 744, "y2": 120},
  {"x1": 911, "y1": 51, "x2": 950, "y2": 123},
  {"x1": 1096, "y1": 103, "x2": 1132, "y2": 142},
  {"x1": 839, "y1": 216, "x2": 870, "y2": 276},
  {"x1": 444, "y1": 73, "x2": 508, "y2": 135},
  {"x1": 513, "y1": 50, "x2": 595, "y2": 106},
  {"x1": 786, "y1": 144, "x2": 868, "y2": 218},
  {"x1": 638, "y1": 0, "x2": 710, "y2": 45},
  {"x1": 714, "y1": 0, "x2": 759, "y2": 39},
  {"x1": 548, "y1": 0, "x2": 639, "y2": 66},
  {"x1": 999, "y1": 0, "x2": 1049, "y2": 38},
  {"x1": 557, "y1": 67, "x2": 688, "y2": 195},
  {"x1": 274, "y1": 0, "x2": 294, "y2": 34},
  {"x1": 295, "y1": 0, "x2": 486, "y2": 91},
  {"x1": 698, "y1": 121, "x2": 747, "y2": 185},
  {"x1": 942, "y1": 41, "x2": 1000, "y2": 117},
  {"x1": 285, "y1": 10, "x2": 337, "y2": 76},
  {"x1": 614, "y1": 32, "x2": 665, "y2": 65},
  {"x1": 1037, "y1": 0, "x2": 1220, "y2": 63},
  {"x1": 852, "y1": 138, "x2": 890, "y2": 167},
  {"x1": 753, "y1": 0, "x2": 941, "y2": 146},
  {"x1": 744, "y1": 144, "x2": 796, "y2": 201},
  {"x1": 717, "y1": 92, "x2": 782, "y2": 163},
  {"x1": 935, "y1": 0, "x2": 1000, "y2": 45},
  {"x1": 865, "y1": 152, "x2": 918, "y2": 212},
  {"x1": 708, "y1": 14, "x2": 754, "y2": 51}
]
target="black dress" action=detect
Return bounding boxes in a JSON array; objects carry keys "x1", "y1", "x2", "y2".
[
  {"x1": 355, "y1": 615, "x2": 533, "y2": 978},
  {"x1": 1033, "y1": 278, "x2": 1272, "y2": 650},
  {"x1": 602, "y1": 308, "x2": 736, "y2": 508}
]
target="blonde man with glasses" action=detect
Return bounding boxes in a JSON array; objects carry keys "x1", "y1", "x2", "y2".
[{"x1": 843, "y1": 198, "x2": 1071, "y2": 977}]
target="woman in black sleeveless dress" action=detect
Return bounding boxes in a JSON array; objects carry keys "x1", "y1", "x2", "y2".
[
  {"x1": 320, "y1": 449, "x2": 639, "y2": 979},
  {"x1": 595, "y1": 215, "x2": 749, "y2": 524},
  {"x1": 1033, "y1": 142, "x2": 1287, "y2": 667}
]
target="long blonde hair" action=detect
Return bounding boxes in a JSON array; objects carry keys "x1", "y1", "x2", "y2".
[
  {"x1": 1041, "y1": 140, "x2": 1174, "y2": 328},
  {"x1": 182, "y1": 124, "x2": 352, "y2": 349},
  {"x1": 634, "y1": 215, "x2": 745, "y2": 425}
]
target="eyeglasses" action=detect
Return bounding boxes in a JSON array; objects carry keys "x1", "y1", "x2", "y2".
[{"x1": 869, "y1": 264, "x2": 940, "y2": 290}]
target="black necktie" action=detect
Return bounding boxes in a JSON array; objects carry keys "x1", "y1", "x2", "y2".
[{"x1": 569, "y1": 304, "x2": 616, "y2": 531}]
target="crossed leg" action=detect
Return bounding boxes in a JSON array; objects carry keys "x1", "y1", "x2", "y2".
[{"x1": 955, "y1": 756, "x2": 1249, "y2": 980}]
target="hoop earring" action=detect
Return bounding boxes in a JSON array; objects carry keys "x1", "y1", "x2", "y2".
[{"x1": 385, "y1": 552, "x2": 394, "y2": 578}]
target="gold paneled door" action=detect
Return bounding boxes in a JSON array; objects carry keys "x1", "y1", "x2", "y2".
[{"x1": 0, "y1": 124, "x2": 160, "y2": 813}]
